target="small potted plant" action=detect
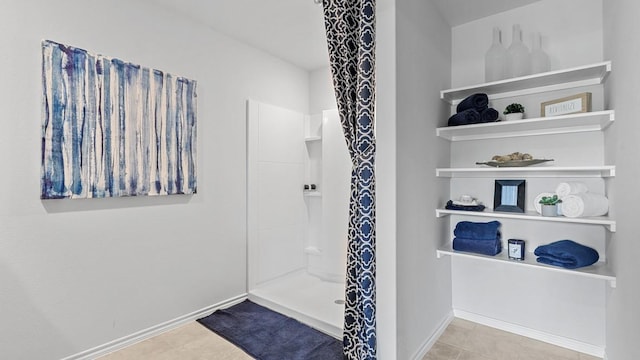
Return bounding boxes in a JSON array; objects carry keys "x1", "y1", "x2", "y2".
[
  {"x1": 504, "y1": 103, "x2": 525, "y2": 121},
  {"x1": 539, "y1": 194, "x2": 562, "y2": 217}
]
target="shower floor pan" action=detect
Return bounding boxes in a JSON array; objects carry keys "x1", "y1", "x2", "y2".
[{"x1": 249, "y1": 271, "x2": 345, "y2": 339}]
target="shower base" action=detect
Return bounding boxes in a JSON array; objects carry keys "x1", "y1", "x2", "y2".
[{"x1": 248, "y1": 271, "x2": 344, "y2": 338}]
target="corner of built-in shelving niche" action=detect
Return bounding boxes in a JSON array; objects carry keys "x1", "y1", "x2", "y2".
[
  {"x1": 304, "y1": 113, "x2": 323, "y2": 199},
  {"x1": 304, "y1": 113, "x2": 323, "y2": 141},
  {"x1": 435, "y1": 60, "x2": 616, "y2": 289},
  {"x1": 305, "y1": 136, "x2": 322, "y2": 142}
]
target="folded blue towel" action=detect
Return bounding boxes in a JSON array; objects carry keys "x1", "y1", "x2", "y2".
[
  {"x1": 454, "y1": 221, "x2": 501, "y2": 240},
  {"x1": 448, "y1": 109, "x2": 480, "y2": 126},
  {"x1": 456, "y1": 93, "x2": 489, "y2": 113},
  {"x1": 534, "y1": 240, "x2": 599, "y2": 269},
  {"x1": 445, "y1": 200, "x2": 486, "y2": 212},
  {"x1": 453, "y1": 237, "x2": 502, "y2": 256},
  {"x1": 480, "y1": 108, "x2": 499, "y2": 123}
]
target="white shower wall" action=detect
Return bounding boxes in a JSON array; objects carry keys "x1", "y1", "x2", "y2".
[
  {"x1": 247, "y1": 101, "x2": 350, "y2": 288},
  {"x1": 247, "y1": 100, "x2": 307, "y2": 287},
  {"x1": 307, "y1": 110, "x2": 351, "y2": 282},
  {"x1": 247, "y1": 100, "x2": 350, "y2": 337}
]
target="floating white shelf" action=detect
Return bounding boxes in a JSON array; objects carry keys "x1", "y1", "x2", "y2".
[
  {"x1": 305, "y1": 136, "x2": 322, "y2": 142},
  {"x1": 436, "y1": 166, "x2": 615, "y2": 178},
  {"x1": 303, "y1": 191, "x2": 322, "y2": 197},
  {"x1": 436, "y1": 243, "x2": 616, "y2": 287},
  {"x1": 436, "y1": 110, "x2": 615, "y2": 141},
  {"x1": 436, "y1": 208, "x2": 616, "y2": 232},
  {"x1": 441, "y1": 61, "x2": 611, "y2": 105}
]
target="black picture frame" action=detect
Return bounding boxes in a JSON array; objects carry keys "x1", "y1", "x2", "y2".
[{"x1": 494, "y1": 179, "x2": 526, "y2": 213}]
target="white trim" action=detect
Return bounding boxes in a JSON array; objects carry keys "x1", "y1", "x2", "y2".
[
  {"x1": 411, "y1": 311, "x2": 455, "y2": 360},
  {"x1": 436, "y1": 110, "x2": 614, "y2": 142},
  {"x1": 436, "y1": 243, "x2": 616, "y2": 286},
  {"x1": 440, "y1": 61, "x2": 611, "y2": 104},
  {"x1": 453, "y1": 309, "x2": 605, "y2": 358},
  {"x1": 246, "y1": 99, "x2": 260, "y2": 291},
  {"x1": 436, "y1": 208, "x2": 616, "y2": 233},
  {"x1": 61, "y1": 294, "x2": 247, "y2": 360}
]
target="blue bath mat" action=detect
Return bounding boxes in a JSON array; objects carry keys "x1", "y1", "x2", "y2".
[{"x1": 197, "y1": 300, "x2": 343, "y2": 360}]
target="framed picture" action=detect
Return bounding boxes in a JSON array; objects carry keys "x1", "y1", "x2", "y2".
[
  {"x1": 540, "y1": 92, "x2": 591, "y2": 117},
  {"x1": 494, "y1": 179, "x2": 526, "y2": 213},
  {"x1": 41, "y1": 40, "x2": 198, "y2": 199}
]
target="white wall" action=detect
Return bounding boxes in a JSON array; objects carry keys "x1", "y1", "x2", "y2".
[
  {"x1": 0, "y1": 0, "x2": 309, "y2": 358},
  {"x1": 449, "y1": 0, "x2": 607, "y2": 353},
  {"x1": 603, "y1": 1, "x2": 640, "y2": 359},
  {"x1": 395, "y1": 0, "x2": 453, "y2": 358},
  {"x1": 310, "y1": 67, "x2": 337, "y2": 114},
  {"x1": 451, "y1": 0, "x2": 603, "y2": 87}
]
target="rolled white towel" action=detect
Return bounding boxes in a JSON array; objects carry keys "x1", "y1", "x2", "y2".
[
  {"x1": 556, "y1": 181, "x2": 589, "y2": 198},
  {"x1": 561, "y1": 193, "x2": 609, "y2": 218}
]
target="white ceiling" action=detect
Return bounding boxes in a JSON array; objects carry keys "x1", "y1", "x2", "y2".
[
  {"x1": 149, "y1": 0, "x2": 329, "y2": 70},
  {"x1": 430, "y1": 0, "x2": 541, "y2": 27},
  {"x1": 148, "y1": 0, "x2": 541, "y2": 71}
]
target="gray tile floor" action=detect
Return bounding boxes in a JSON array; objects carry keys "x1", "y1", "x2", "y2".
[
  {"x1": 100, "y1": 318, "x2": 602, "y2": 359},
  {"x1": 99, "y1": 322, "x2": 252, "y2": 360}
]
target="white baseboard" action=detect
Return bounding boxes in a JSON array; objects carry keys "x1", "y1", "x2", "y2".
[
  {"x1": 61, "y1": 294, "x2": 247, "y2": 360},
  {"x1": 411, "y1": 311, "x2": 455, "y2": 360},
  {"x1": 454, "y1": 309, "x2": 605, "y2": 358}
]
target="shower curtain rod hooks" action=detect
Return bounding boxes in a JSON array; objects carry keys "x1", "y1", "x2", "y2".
[{"x1": 313, "y1": 0, "x2": 322, "y2": 5}]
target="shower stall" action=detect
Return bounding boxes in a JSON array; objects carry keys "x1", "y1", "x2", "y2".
[{"x1": 246, "y1": 100, "x2": 351, "y2": 337}]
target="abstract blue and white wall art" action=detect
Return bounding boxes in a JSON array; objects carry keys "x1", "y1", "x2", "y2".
[{"x1": 41, "y1": 40, "x2": 197, "y2": 199}]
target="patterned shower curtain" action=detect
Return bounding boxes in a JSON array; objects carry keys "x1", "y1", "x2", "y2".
[{"x1": 322, "y1": 1, "x2": 376, "y2": 359}]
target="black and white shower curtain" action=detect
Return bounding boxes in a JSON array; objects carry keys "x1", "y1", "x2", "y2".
[{"x1": 322, "y1": 1, "x2": 376, "y2": 359}]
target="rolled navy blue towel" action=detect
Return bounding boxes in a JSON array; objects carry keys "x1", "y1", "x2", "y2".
[
  {"x1": 445, "y1": 200, "x2": 486, "y2": 212},
  {"x1": 534, "y1": 240, "x2": 599, "y2": 269},
  {"x1": 453, "y1": 237, "x2": 502, "y2": 256},
  {"x1": 448, "y1": 108, "x2": 480, "y2": 126},
  {"x1": 456, "y1": 93, "x2": 489, "y2": 113},
  {"x1": 454, "y1": 220, "x2": 501, "y2": 240},
  {"x1": 480, "y1": 107, "x2": 499, "y2": 123}
]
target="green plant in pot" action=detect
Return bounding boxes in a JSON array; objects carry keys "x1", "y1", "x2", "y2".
[
  {"x1": 539, "y1": 194, "x2": 562, "y2": 217},
  {"x1": 504, "y1": 103, "x2": 525, "y2": 121}
]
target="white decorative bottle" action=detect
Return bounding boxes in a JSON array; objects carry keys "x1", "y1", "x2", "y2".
[
  {"x1": 531, "y1": 32, "x2": 550, "y2": 74},
  {"x1": 485, "y1": 27, "x2": 508, "y2": 82},
  {"x1": 507, "y1": 24, "x2": 531, "y2": 78}
]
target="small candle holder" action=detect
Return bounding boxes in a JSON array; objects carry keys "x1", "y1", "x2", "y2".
[{"x1": 507, "y1": 239, "x2": 525, "y2": 261}]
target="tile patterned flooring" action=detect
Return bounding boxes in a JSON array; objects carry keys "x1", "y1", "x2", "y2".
[
  {"x1": 99, "y1": 322, "x2": 252, "y2": 360},
  {"x1": 100, "y1": 318, "x2": 602, "y2": 360},
  {"x1": 424, "y1": 318, "x2": 601, "y2": 360}
]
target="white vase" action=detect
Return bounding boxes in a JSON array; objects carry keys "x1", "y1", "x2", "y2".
[
  {"x1": 485, "y1": 27, "x2": 508, "y2": 82},
  {"x1": 504, "y1": 112, "x2": 524, "y2": 121},
  {"x1": 507, "y1": 24, "x2": 531, "y2": 78},
  {"x1": 531, "y1": 32, "x2": 550, "y2": 74},
  {"x1": 541, "y1": 204, "x2": 559, "y2": 217}
]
